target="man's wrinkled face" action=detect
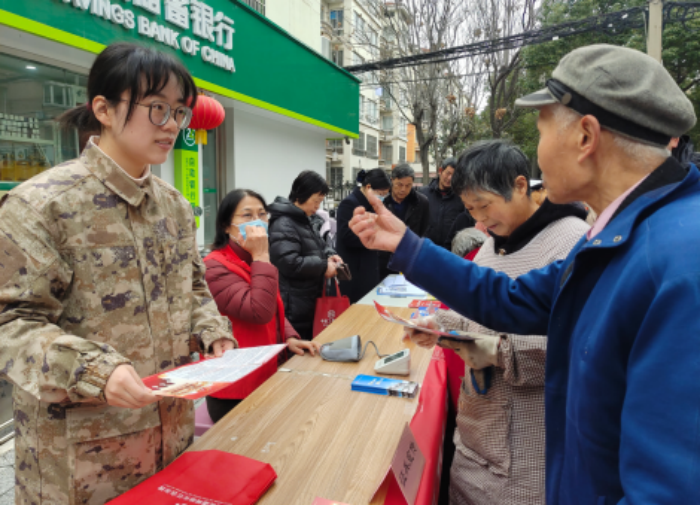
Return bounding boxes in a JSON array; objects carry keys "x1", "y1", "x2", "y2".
[
  {"x1": 536, "y1": 105, "x2": 581, "y2": 204},
  {"x1": 439, "y1": 165, "x2": 455, "y2": 189},
  {"x1": 392, "y1": 176, "x2": 413, "y2": 202}
]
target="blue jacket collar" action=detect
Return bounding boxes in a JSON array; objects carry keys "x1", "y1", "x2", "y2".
[{"x1": 583, "y1": 162, "x2": 698, "y2": 251}]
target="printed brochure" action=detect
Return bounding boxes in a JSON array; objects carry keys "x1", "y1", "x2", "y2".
[{"x1": 142, "y1": 344, "x2": 286, "y2": 400}]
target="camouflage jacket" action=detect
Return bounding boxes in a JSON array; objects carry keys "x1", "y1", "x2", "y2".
[{"x1": 0, "y1": 138, "x2": 235, "y2": 501}]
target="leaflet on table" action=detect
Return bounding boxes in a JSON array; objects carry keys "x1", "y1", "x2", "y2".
[
  {"x1": 408, "y1": 300, "x2": 443, "y2": 309},
  {"x1": 378, "y1": 275, "x2": 425, "y2": 297},
  {"x1": 142, "y1": 344, "x2": 286, "y2": 400},
  {"x1": 374, "y1": 301, "x2": 478, "y2": 341}
]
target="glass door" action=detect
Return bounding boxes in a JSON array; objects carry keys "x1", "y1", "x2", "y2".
[{"x1": 201, "y1": 133, "x2": 218, "y2": 252}]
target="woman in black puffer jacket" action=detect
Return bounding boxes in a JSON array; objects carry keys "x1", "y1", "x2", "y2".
[
  {"x1": 269, "y1": 171, "x2": 341, "y2": 340},
  {"x1": 336, "y1": 169, "x2": 391, "y2": 303}
]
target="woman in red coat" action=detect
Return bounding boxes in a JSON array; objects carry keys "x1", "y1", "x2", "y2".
[{"x1": 204, "y1": 189, "x2": 320, "y2": 422}]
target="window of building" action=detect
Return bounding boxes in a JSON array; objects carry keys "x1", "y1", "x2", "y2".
[
  {"x1": 365, "y1": 99, "x2": 378, "y2": 125},
  {"x1": 330, "y1": 10, "x2": 344, "y2": 35},
  {"x1": 327, "y1": 165, "x2": 343, "y2": 187},
  {"x1": 321, "y1": 37, "x2": 332, "y2": 59},
  {"x1": 399, "y1": 118, "x2": 408, "y2": 137},
  {"x1": 353, "y1": 52, "x2": 365, "y2": 82},
  {"x1": 399, "y1": 146, "x2": 406, "y2": 162},
  {"x1": 353, "y1": 13, "x2": 366, "y2": 41},
  {"x1": 353, "y1": 132, "x2": 366, "y2": 156},
  {"x1": 332, "y1": 49, "x2": 344, "y2": 66},
  {"x1": 369, "y1": 29, "x2": 379, "y2": 59},
  {"x1": 381, "y1": 144, "x2": 393, "y2": 164},
  {"x1": 382, "y1": 115, "x2": 393, "y2": 132},
  {"x1": 0, "y1": 53, "x2": 83, "y2": 191},
  {"x1": 366, "y1": 135, "x2": 378, "y2": 159},
  {"x1": 327, "y1": 139, "x2": 344, "y2": 153},
  {"x1": 353, "y1": 52, "x2": 365, "y2": 66},
  {"x1": 400, "y1": 89, "x2": 409, "y2": 107},
  {"x1": 241, "y1": 0, "x2": 266, "y2": 16}
]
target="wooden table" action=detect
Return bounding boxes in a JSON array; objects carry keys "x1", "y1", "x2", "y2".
[{"x1": 189, "y1": 304, "x2": 434, "y2": 505}]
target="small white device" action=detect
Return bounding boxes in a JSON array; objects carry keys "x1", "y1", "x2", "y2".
[{"x1": 374, "y1": 349, "x2": 411, "y2": 376}]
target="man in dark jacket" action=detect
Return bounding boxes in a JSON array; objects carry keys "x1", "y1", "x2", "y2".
[
  {"x1": 349, "y1": 44, "x2": 700, "y2": 504},
  {"x1": 380, "y1": 164, "x2": 430, "y2": 278},
  {"x1": 419, "y1": 157, "x2": 465, "y2": 249}
]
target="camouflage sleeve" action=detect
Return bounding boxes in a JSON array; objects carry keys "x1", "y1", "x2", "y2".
[
  {"x1": 0, "y1": 196, "x2": 131, "y2": 404},
  {"x1": 188, "y1": 225, "x2": 237, "y2": 353}
]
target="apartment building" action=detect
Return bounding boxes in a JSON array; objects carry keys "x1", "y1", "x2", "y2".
[{"x1": 320, "y1": 0, "x2": 409, "y2": 205}]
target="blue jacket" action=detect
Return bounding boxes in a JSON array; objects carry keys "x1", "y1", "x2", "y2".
[{"x1": 390, "y1": 161, "x2": 700, "y2": 504}]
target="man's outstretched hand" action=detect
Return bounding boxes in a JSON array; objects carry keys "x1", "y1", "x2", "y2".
[{"x1": 349, "y1": 191, "x2": 408, "y2": 252}]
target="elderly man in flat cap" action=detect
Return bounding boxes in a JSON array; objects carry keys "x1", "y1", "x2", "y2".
[{"x1": 349, "y1": 44, "x2": 700, "y2": 504}]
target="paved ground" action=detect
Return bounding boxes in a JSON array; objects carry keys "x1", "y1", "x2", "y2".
[{"x1": 0, "y1": 439, "x2": 14, "y2": 505}]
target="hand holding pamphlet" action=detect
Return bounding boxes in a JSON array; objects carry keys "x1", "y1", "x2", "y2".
[
  {"x1": 373, "y1": 301, "x2": 479, "y2": 341},
  {"x1": 142, "y1": 344, "x2": 287, "y2": 400}
]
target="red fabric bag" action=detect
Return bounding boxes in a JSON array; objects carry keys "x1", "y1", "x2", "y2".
[
  {"x1": 108, "y1": 450, "x2": 277, "y2": 505},
  {"x1": 312, "y1": 278, "x2": 350, "y2": 337}
]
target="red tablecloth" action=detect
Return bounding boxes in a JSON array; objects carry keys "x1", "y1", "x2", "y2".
[{"x1": 384, "y1": 347, "x2": 448, "y2": 505}]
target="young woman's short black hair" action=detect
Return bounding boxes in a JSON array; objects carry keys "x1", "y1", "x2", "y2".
[
  {"x1": 212, "y1": 189, "x2": 267, "y2": 250},
  {"x1": 59, "y1": 42, "x2": 197, "y2": 133},
  {"x1": 392, "y1": 164, "x2": 415, "y2": 180},
  {"x1": 451, "y1": 140, "x2": 531, "y2": 201},
  {"x1": 289, "y1": 171, "x2": 329, "y2": 204},
  {"x1": 357, "y1": 168, "x2": 391, "y2": 190}
]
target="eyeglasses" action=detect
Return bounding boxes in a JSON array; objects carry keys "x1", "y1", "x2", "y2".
[
  {"x1": 121, "y1": 100, "x2": 192, "y2": 130},
  {"x1": 234, "y1": 211, "x2": 270, "y2": 222}
]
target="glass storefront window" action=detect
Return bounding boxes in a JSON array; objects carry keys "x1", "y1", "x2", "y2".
[{"x1": 0, "y1": 53, "x2": 83, "y2": 187}]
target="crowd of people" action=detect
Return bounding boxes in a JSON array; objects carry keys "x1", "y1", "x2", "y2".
[{"x1": 0, "y1": 40, "x2": 699, "y2": 505}]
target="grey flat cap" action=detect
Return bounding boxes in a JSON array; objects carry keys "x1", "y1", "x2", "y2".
[{"x1": 515, "y1": 44, "x2": 697, "y2": 146}]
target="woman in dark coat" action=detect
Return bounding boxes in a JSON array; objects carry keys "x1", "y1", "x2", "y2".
[
  {"x1": 336, "y1": 169, "x2": 391, "y2": 303},
  {"x1": 269, "y1": 171, "x2": 342, "y2": 339}
]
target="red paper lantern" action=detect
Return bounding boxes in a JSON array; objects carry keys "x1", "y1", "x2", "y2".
[{"x1": 189, "y1": 94, "x2": 225, "y2": 145}]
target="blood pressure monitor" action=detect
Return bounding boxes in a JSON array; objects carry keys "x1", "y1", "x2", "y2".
[{"x1": 374, "y1": 349, "x2": 411, "y2": 376}]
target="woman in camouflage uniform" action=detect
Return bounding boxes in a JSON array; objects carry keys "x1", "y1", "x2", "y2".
[{"x1": 0, "y1": 43, "x2": 235, "y2": 504}]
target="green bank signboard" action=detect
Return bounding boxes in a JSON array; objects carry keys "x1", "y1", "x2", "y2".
[
  {"x1": 174, "y1": 128, "x2": 200, "y2": 226},
  {"x1": 0, "y1": 0, "x2": 360, "y2": 137}
]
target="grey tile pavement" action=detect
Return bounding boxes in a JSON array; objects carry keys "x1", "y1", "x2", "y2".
[{"x1": 0, "y1": 439, "x2": 14, "y2": 505}]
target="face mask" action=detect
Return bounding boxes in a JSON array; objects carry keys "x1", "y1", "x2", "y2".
[
  {"x1": 237, "y1": 220, "x2": 268, "y2": 240},
  {"x1": 376, "y1": 194, "x2": 387, "y2": 202}
]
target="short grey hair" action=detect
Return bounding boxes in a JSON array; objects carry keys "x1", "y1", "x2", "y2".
[
  {"x1": 452, "y1": 227, "x2": 488, "y2": 257},
  {"x1": 550, "y1": 104, "x2": 670, "y2": 166},
  {"x1": 392, "y1": 163, "x2": 415, "y2": 180}
]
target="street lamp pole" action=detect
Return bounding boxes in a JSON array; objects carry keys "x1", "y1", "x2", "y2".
[{"x1": 647, "y1": 0, "x2": 664, "y2": 63}]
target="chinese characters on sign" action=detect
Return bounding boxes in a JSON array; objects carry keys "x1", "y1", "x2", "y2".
[
  {"x1": 389, "y1": 423, "x2": 426, "y2": 505},
  {"x1": 60, "y1": 0, "x2": 236, "y2": 72},
  {"x1": 174, "y1": 129, "x2": 201, "y2": 227},
  {"x1": 320, "y1": 309, "x2": 337, "y2": 329},
  {"x1": 157, "y1": 484, "x2": 231, "y2": 505}
]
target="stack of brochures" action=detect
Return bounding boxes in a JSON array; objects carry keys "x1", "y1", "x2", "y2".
[
  {"x1": 351, "y1": 374, "x2": 420, "y2": 398},
  {"x1": 377, "y1": 275, "x2": 426, "y2": 297}
]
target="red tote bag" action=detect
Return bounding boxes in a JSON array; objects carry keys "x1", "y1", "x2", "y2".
[
  {"x1": 108, "y1": 450, "x2": 277, "y2": 505},
  {"x1": 312, "y1": 278, "x2": 350, "y2": 337}
]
